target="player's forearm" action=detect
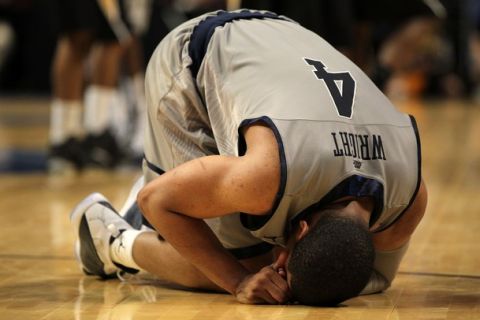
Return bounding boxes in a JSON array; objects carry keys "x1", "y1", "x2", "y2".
[{"x1": 138, "y1": 194, "x2": 249, "y2": 294}]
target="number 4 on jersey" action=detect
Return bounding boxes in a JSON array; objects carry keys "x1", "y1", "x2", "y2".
[{"x1": 304, "y1": 58, "x2": 356, "y2": 118}]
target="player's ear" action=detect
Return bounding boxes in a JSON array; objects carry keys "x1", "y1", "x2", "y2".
[{"x1": 295, "y1": 220, "x2": 310, "y2": 241}]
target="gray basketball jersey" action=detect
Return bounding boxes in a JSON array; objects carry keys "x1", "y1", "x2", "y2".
[{"x1": 144, "y1": 10, "x2": 421, "y2": 250}]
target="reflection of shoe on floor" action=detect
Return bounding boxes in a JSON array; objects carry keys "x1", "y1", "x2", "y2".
[
  {"x1": 48, "y1": 137, "x2": 88, "y2": 173},
  {"x1": 84, "y1": 130, "x2": 123, "y2": 168},
  {"x1": 70, "y1": 192, "x2": 139, "y2": 279},
  {"x1": 74, "y1": 277, "x2": 139, "y2": 320}
]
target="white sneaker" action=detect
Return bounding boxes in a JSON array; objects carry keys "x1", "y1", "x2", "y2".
[{"x1": 70, "y1": 192, "x2": 138, "y2": 278}]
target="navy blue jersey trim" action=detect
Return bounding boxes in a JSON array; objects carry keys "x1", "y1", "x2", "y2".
[
  {"x1": 237, "y1": 116, "x2": 287, "y2": 231},
  {"x1": 144, "y1": 157, "x2": 165, "y2": 175},
  {"x1": 290, "y1": 175, "x2": 385, "y2": 232},
  {"x1": 123, "y1": 202, "x2": 155, "y2": 230},
  {"x1": 228, "y1": 242, "x2": 273, "y2": 259},
  {"x1": 373, "y1": 114, "x2": 422, "y2": 232},
  {"x1": 188, "y1": 10, "x2": 288, "y2": 79}
]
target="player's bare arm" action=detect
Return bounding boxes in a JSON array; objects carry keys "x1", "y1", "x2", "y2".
[
  {"x1": 372, "y1": 180, "x2": 428, "y2": 251},
  {"x1": 138, "y1": 124, "x2": 289, "y2": 304}
]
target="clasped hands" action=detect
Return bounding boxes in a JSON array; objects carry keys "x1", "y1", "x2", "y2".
[{"x1": 235, "y1": 263, "x2": 292, "y2": 304}]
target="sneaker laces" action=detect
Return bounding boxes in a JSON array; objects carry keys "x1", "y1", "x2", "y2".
[{"x1": 107, "y1": 223, "x2": 122, "y2": 238}]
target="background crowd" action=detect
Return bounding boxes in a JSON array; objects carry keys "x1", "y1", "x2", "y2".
[
  {"x1": 1, "y1": 0, "x2": 479, "y2": 99},
  {"x1": 0, "y1": 0, "x2": 478, "y2": 172}
]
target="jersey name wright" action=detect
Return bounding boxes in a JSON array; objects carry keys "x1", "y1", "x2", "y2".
[{"x1": 331, "y1": 131, "x2": 386, "y2": 161}]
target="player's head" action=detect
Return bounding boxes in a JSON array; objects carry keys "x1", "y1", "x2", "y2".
[{"x1": 282, "y1": 209, "x2": 374, "y2": 306}]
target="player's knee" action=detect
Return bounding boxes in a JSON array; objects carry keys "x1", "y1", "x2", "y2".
[
  {"x1": 137, "y1": 185, "x2": 154, "y2": 221},
  {"x1": 66, "y1": 31, "x2": 94, "y2": 58}
]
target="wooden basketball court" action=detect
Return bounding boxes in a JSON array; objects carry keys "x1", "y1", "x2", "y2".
[{"x1": 0, "y1": 97, "x2": 479, "y2": 319}]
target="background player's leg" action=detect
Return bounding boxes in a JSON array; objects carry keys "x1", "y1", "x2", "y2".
[
  {"x1": 83, "y1": 42, "x2": 125, "y2": 168},
  {"x1": 52, "y1": 32, "x2": 93, "y2": 100},
  {"x1": 121, "y1": 0, "x2": 152, "y2": 158},
  {"x1": 120, "y1": 36, "x2": 147, "y2": 160},
  {"x1": 91, "y1": 41, "x2": 124, "y2": 87},
  {"x1": 49, "y1": 31, "x2": 93, "y2": 172}
]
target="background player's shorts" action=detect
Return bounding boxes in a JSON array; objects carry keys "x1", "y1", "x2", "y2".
[{"x1": 51, "y1": 0, "x2": 130, "y2": 42}]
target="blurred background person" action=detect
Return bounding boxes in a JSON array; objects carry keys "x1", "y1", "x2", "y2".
[
  {"x1": 0, "y1": 0, "x2": 45, "y2": 92},
  {"x1": 48, "y1": 0, "x2": 225, "y2": 173},
  {"x1": 0, "y1": 5, "x2": 15, "y2": 81},
  {"x1": 354, "y1": 0, "x2": 470, "y2": 100},
  {"x1": 0, "y1": 0, "x2": 476, "y2": 173},
  {"x1": 241, "y1": 0, "x2": 471, "y2": 100},
  {"x1": 47, "y1": 0, "x2": 131, "y2": 173},
  {"x1": 467, "y1": 0, "x2": 480, "y2": 100},
  {"x1": 112, "y1": 0, "x2": 153, "y2": 165}
]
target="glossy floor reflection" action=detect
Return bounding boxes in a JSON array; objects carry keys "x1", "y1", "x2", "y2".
[{"x1": 0, "y1": 98, "x2": 479, "y2": 319}]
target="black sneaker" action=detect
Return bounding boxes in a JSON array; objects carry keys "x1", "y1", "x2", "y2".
[
  {"x1": 84, "y1": 130, "x2": 124, "y2": 168},
  {"x1": 48, "y1": 137, "x2": 88, "y2": 172},
  {"x1": 70, "y1": 193, "x2": 139, "y2": 278}
]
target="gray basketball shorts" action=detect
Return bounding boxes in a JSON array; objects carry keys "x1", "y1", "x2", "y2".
[
  {"x1": 142, "y1": 12, "x2": 219, "y2": 182},
  {"x1": 141, "y1": 12, "x2": 273, "y2": 258}
]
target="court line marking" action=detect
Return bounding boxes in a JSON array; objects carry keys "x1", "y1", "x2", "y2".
[
  {"x1": 0, "y1": 254, "x2": 74, "y2": 260},
  {"x1": 1, "y1": 256, "x2": 479, "y2": 279},
  {"x1": 399, "y1": 271, "x2": 480, "y2": 280}
]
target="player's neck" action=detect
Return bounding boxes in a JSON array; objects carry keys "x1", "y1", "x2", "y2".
[{"x1": 331, "y1": 197, "x2": 373, "y2": 227}]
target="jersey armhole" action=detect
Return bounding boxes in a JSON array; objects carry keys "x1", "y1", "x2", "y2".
[
  {"x1": 237, "y1": 116, "x2": 288, "y2": 231},
  {"x1": 373, "y1": 114, "x2": 422, "y2": 232}
]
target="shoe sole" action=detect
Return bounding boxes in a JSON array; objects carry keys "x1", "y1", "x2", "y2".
[{"x1": 74, "y1": 240, "x2": 94, "y2": 276}]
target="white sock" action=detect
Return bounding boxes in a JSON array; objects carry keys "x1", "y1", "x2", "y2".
[
  {"x1": 84, "y1": 85, "x2": 117, "y2": 135},
  {"x1": 123, "y1": 74, "x2": 145, "y2": 109},
  {"x1": 110, "y1": 229, "x2": 144, "y2": 271},
  {"x1": 49, "y1": 99, "x2": 83, "y2": 145}
]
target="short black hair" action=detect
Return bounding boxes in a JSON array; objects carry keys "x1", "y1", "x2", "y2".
[{"x1": 288, "y1": 211, "x2": 374, "y2": 306}]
